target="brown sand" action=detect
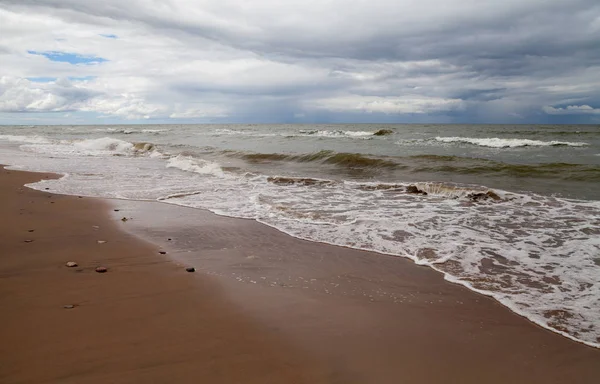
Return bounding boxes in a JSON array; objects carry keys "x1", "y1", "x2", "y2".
[
  {"x1": 0, "y1": 167, "x2": 330, "y2": 383},
  {"x1": 1, "y1": 167, "x2": 600, "y2": 384}
]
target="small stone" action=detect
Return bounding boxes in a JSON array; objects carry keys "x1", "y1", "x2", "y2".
[
  {"x1": 44, "y1": 188, "x2": 50, "y2": 190},
  {"x1": 159, "y1": 251, "x2": 167, "y2": 255},
  {"x1": 63, "y1": 304, "x2": 75, "y2": 309},
  {"x1": 95, "y1": 267, "x2": 108, "y2": 273},
  {"x1": 78, "y1": 196, "x2": 83, "y2": 198},
  {"x1": 24, "y1": 239, "x2": 33, "y2": 243},
  {"x1": 185, "y1": 267, "x2": 196, "y2": 273},
  {"x1": 92, "y1": 225, "x2": 100, "y2": 229},
  {"x1": 167, "y1": 238, "x2": 172, "y2": 241},
  {"x1": 121, "y1": 217, "x2": 128, "y2": 222},
  {"x1": 97, "y1": 240, "x2": 107, "y2": 244},
  {"x1": 66, "y1": 261, "x2": 78, "y2": 267},
  {"x1": 114, "y1": 209, "x2": 120, "y2": 212},
  {"x1": 28, "y1": 229, "x2": 35, "y2": 232}
]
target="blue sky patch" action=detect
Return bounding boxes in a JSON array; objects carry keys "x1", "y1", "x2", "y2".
[
  {"x1": 28, "y1": 50, "x2": 108, "y2": 65},
  {"x1": 69, "y1": 75, "x2": 97, "y2": 82},
  {"x1": 100, "y1": 34, "x2": 118, "y2": 39},
  {"x1": 27, "y1": 77, "x2": 58, "y2": 83}
]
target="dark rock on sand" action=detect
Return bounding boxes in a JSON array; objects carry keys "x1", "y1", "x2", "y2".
[
  {"x1": 406, "y1": 185, "x2": 428, "y2": 195},
  {"x1": 95, "y1": 267, "x2": 108, "y2": 273},
  {"x1": 114, "y1": 209, "x2": 120, "y2": 212},
  {"x1": 121, "y1": 217, "x2": 128, "y2": 222},
  {"x1": 159, "y1": 251, "x2": 167, "y2": 255},
  {"x1": 185, "y1": 267, "x2": 196, "y2": 273},
  {"x1": 28, "y1": 229, "x2": 34, "y2": 232}
]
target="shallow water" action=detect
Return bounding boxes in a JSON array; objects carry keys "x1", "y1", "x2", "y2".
[{"x1": 1, "y1": 123, "x2": 599, "y2": 347}]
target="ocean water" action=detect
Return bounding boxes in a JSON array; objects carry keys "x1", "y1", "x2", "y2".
[{"x1": 1, "y1": 124, "x2": 599, "y2": 347}]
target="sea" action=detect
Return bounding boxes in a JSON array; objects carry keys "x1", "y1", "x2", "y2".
[{"x1": 1, "y1": 124, "x2": 599, "y2": 347}]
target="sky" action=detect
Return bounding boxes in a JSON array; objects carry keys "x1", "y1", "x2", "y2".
[{"x1": 0, "y1": 0, "x2": 599, "y2": 125}]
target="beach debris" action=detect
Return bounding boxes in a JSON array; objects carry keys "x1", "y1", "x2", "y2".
[
  {"x1": 159, "y1": 251, "x2": 167, "y2": 255},
  {"x1": 63, "y1": 304, "x2": 76, "y2": 309},
  {"x1": 121, "y1": 217, "x2": 128, "y2": 222},
  {"x1": 65, "y1": 261, "x2": 78, "y2": 267},
  {"x1": 95, "y1": 267, "x2": 108, "y2": 273},
  {"x1": 185, "y1": 267, "x2": 196, "y2": 273},
  {"x1": 406, "y1": 185, "x2": 428, "y2": 195},
  {"x1": 467, "y1": 191, "x2": 502, "y2": 202},
  {"x1": 97, "y1": 240, "x2": 107, "y2": 244},
  {"x1": 24, "y1": 239, "x2": 34, "y2": 243}
]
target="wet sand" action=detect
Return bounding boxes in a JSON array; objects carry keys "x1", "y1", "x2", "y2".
[
  {"x1": 0, "y1": 167, "x2": 329, "y2": 384},
  {"x1": 1, "y1": 167, "x2": 600, "y2": 384}
]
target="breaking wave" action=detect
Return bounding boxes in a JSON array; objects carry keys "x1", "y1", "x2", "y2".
[
  {"x1": 6, "y1": 136, "x2": 160, "y2": 157},
  {"x1": 435, "y1": 137, "x2": 589, "y2": 148},
  {"x1": 166, "y1": 155, "x2": 225, "y2": 177}
]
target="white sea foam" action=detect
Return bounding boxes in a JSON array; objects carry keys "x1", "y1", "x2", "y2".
[
  {"x1": 18, "y1": 137, "x2": 158, "y2": 157},
  {"x1": 166, "y1": 155, "x2": 225, "y2": 177},
  {"x1": 435, "y1": 136, "x2": 589, "y2": 148},
  {"x1": 0, "y1": 134, "x2": 52, "y2": 144},
  {"x1": 298, "y1": 129, "x2": 374, "y2": 138}
]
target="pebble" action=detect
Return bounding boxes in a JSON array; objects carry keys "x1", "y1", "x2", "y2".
[
  {"x1": 28, "y1": 229, "x2": 35, "y2": 232},
  {"x1": 66, "y1": 261, "x2": 78, "y2": 267},
  {"x1": 185, "y1": 267, "x2": 196, "y2": 273},
  {"x1": 24, "y1": 239, "x2": 33, "y2": 243},
  {"x1": 159, "y1": 251, "x2": 167, "y2": 255},
  {"x1": 95, "y1": 267, "x2": 108, "y2": 273},
  {"x1": 121, "y1": 217, "x2": 128, "y2": 222},
  {"x1": 92, "y1": 225, "x2": 100, "y2": 229},
  {"x1": 114, "y1": 209, "x2": 120, "y2": 212},
  {"x1": 63, "y1": 304, "x2": 76, "y2": 309},
  {"x1": 97, "y1": 240, "x2": 107, "y2": 244}
]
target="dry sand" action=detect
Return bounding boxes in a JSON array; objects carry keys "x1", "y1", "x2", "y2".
[{"x1": 1, "y1": 166, "x2": 599, "y2": 384}]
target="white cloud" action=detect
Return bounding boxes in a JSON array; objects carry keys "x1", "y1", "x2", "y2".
[
  {"x1": 543, "y1": 105, "x2": 600, "y2": 115},
  {"x1": 308, "y1": 95, "x2": 465, "y2": 114},
  {"x1": 0, "y1": 0, "x2": 598, "y2": 123}
]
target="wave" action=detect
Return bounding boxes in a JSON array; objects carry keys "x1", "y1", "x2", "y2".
[
  {"x1": 98, "y1": 128, "x2": 168, "y2": 135},
  {"x1": 230, "y1": 150, "x2": 399, "y2": 169},
  {"x1": 297, "y1": 129, "x2": 393, "y2": 138},
  {"x1": 410, "y1": 156, "x2": 600, "y2": 182},
  {"x1": 0, "y1": 134, "x2": 52, "y2": 144},
  {"x1": 434, "y1": 136, "x2": 589, "y2": 148},
  {"x1": 13, "y1": 136, "x2": 159, "y2": 158},
  {"x1": 166, "y1": 155, "x2": 225, "y2": 177}
]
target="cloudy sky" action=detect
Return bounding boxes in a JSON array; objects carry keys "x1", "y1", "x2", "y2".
[{"x1": 1, "y1": 0, "x2": 599, "y2": 124}]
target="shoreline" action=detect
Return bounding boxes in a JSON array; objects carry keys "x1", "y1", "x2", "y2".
[
  {"x1": 0, "y1": 167, "x2": 330, "y2": 384},
  {"x1": 2, "y1": 166, "x2": 600, "y2": 383}
]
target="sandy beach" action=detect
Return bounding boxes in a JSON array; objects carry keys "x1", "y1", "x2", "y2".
[{"x1": 1, "y1": 166, "x2": 600, "y2": 384}]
